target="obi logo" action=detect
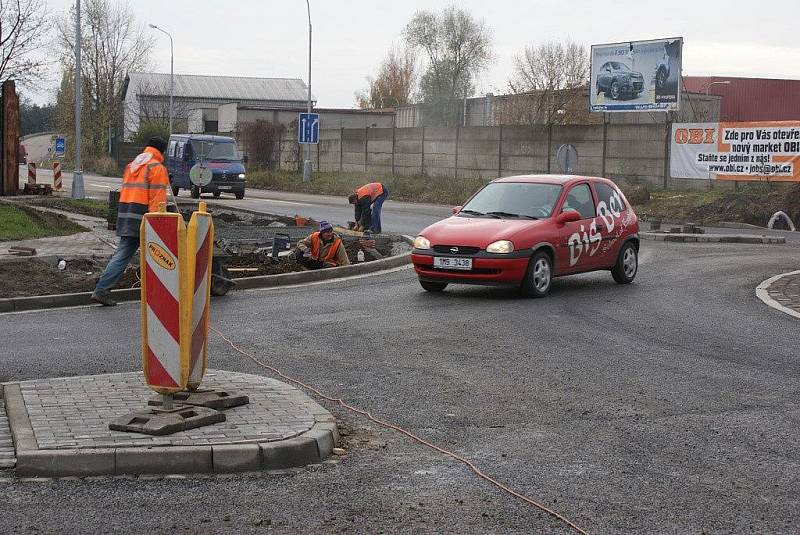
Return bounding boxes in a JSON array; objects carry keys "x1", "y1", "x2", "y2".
[
  {"x1": 147, "y1": 242, "x2": 176, "y2": 270},
  {"x1": 674, "y1": 128, "x2": 715, "y2": 144}
]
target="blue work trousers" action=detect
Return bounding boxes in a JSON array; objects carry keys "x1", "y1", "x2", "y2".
[
  {"x1": 94, "y1": 236, "x2": 139, "y2": 293},
  {"x1": 370, "y1": 186, "x2": 389, "y2": 233}
]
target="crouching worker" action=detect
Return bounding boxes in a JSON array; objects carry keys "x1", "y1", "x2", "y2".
[{"x1": 293, "y1": 220, "x2": 350, "y2": 269}]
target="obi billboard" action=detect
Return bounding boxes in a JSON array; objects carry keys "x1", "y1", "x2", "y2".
[
  {"x1": 590, "y1": 37, "x2": 682, "y2": 112},
  {"x1": 670, "y1": 121, "x2": 800, "y2": 181}
]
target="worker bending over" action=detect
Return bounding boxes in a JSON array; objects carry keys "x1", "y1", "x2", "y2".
[
  {"x1": 348, "y1": 182, "x2": 389, "y2": 233},
  {"x1": 293, "y1": 220, "x2": 350, "y2": 269}
]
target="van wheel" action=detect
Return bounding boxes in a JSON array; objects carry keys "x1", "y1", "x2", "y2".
[
  {"x1": 235, "y1": 191, "x2": 245, "y2": 199},
  {"x1": 419, "y1": 280, "x2": 447, "y2": 292},
  {"x1": 612, "y1": 242, "x2": 638, "y2": 284},
  {"x1": 190, "y1": 185, "x2": 200, "y2": 199},
  {"x1": 212, "y1": 191, "x2": 221, "y2": 198},
  {"x1": 521, "y1": 251, "x2": 552, "y2": 298},
  {"x1": 171, "y1": 186, "x2": 179, "y2": 197}
]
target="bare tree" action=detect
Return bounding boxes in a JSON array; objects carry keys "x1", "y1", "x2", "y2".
[
  {"x1": 0, "y1": 0, "x2": 50, "y2": 86},
  {"x1": 55, "y1": 0, "x2": 153, "y2": 155},
  {"x1": 126, "y1": 77, "x2": 191, "y2": 136},
  {"x1": 403, "y1": 6, "x2": 492, "y2": 125},
  {"x1": 506, "y1": 40, "x2": 589, "y2": 125},
  {"x1": 355, "y1": 45, "x2": 417, "y2": 109}
]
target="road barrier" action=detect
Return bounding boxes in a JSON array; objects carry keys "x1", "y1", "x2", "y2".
[
  {"x1": 27, "y1": 162, "x2": 36, "y2": 184},
  {"x1": 53, "y1": 162, "x2": 62, "y2": 190},
  {"x1": 140, "y1": 202, "x2": 215, "y2": 396}
]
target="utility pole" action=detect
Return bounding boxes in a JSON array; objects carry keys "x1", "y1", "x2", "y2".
[
  {"x1": 72, "y1": 0, "x2": 85, "y2": 199},
  {"x1": 149, "y1": 24, "x2": 174, "y2": 136},
  {"x1": 303, "y1": 0, "x2": 313, "y2": 182}
]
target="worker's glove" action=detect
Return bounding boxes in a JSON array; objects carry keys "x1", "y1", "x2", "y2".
[{"x1": 293, "y1": 248, "x2": 305, "y2": 261}]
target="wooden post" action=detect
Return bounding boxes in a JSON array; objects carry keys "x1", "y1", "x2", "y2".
[
  {"x1": 1, "y1": 80, "x2": 19, "y2": 196},
  {"x1": 547, "y1": 124, "x2": 553, "y2": 173},
  {"x1": 663, "y1": 112, "x2": 672, "y2": 189},
  {"x1": 364, "y1": 126, "x2": 368, "y2": 172},
  {"x1": 421, "y1": 126, "x2": 426, "y2": 177},
  {"x1": 339, "y1": 127, "x2": 343, "y2": 172},
  {"x1": 601, "y1": 113, "x2": 609, "y2": 177},
  {"x1": 497, "y1": 124, "x2": 502, "y2": 177},
  {"x1": 391, "y1": 123, "x2": 396, "y2": 176},
  {"x1": 454, "y1": 123, "x2": 460, "y2": 180}
]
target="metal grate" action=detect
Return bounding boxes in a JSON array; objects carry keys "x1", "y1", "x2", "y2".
[{"x1": 432, "y1": 245, "x2": 481, "y2": 255}]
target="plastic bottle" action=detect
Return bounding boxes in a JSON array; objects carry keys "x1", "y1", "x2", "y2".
[
  {"x1": 57, "y1": 259, "x2": 66, "y2": 270},
  {"x1": 357, "y1": 250, "x2": 365, "y2": 263}
]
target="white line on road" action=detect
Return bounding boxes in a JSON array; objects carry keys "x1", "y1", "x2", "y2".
[
  {"x1": 755, "y1": 269, "x2": 800, "y2": 320},
  {"x1": 91, "y1": 183, "x2": 112, "y2": 189}
]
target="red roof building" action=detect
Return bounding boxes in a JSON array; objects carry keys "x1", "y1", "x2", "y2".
[{"x1": 683, "y1": 77, "x2": 800, "y2": 122}]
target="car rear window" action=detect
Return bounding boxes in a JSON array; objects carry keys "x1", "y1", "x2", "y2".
[
  {"x1": 461, "y1": 182, "x2": 562, "y2": 219},
  {"x1": 594, "y1": 182, "x2": 626, "y2": 213}
]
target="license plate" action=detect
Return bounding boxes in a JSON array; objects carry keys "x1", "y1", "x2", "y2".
[
  {"x1": 218, "y1": 186, "x2": 232, "y2": 190},
  {"x1": 433, "y1": 257, "x2": 472, "y2": 270}
]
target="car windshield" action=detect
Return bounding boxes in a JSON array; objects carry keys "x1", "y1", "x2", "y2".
[
  {"x1": 190, "y1": 140, "x2": 240, "y2": 161},
  {"x1": 460, "y1": 182, "x2": 562, "y2": 219},
  {"x1": 615, "y1": 63, "x2": 631, "y2": 72}
]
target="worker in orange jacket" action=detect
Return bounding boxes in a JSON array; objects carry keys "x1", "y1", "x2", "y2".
[
  {"x1": 293, "y1": 220, "x2": 350, "y2": 269},
  {"x1": 348, "y1": 182, "x2": 389, "y2": 233},
  {"x1": 91, "y1": 137, "x2": 170, "y2": 306}
]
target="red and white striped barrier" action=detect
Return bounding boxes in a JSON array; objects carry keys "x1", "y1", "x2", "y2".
[
  {"x1": 53, "y1": 162, "x2": 62, "y2": 190},
  {"x1": 27, "y1": 162, "x2": 36, "y2": 184},
  {"x1": 141, "y1": 207, "x2": 189, "y2": 394},
  {"x1": 187, "y1": 202, "x2": 214, "y2": 390}
]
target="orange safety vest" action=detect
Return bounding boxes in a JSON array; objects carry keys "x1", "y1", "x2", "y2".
[
  {"x1": 117, "y1": 146, "x2": 169, "y2": 237},
  {"x1": 356, "y1": 182, "x2": 384, "y2": 202},
  {"x1": 309, "y1": 232, "x2": 343, "y2": 265}
]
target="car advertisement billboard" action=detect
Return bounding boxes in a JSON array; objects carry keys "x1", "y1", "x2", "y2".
[
  {"x1": 590, "y1": 37, "x2": 682, "y2": 112},
  {"x1": 670, "y1": 121, "x2": 800, "y2": 181}
]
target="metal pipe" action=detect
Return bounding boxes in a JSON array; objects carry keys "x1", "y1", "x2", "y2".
[
  {"x1": 149, "y1": 24, "x2": 174, "y2": 136},
  {"x1": 704, "y1": 80, "x2": 730, "y2": 95},
  {"x1": 72, "y1": 0, "x2": 85, "y2": 199}
]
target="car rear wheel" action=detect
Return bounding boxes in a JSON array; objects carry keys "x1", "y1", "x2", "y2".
[
  {"x1": 190, "y1": 185, "x2": 200, "y2": 199},
  {"x1": 656, "y1": 68, "x2": 667, "y2": 89},
  {"x1": 522, "y1": 251, "x2": 552, "y2": 298},
  {"x1": 212, "y1": 191, "x2": 221, "y2": 198},
  {"x1": 235, "y1": 191, "x2": 245, "y2": 199},
  {"x1": 610, "y1": 81, "x2": 621, "y2": 100},
  {"x1": 611, "y1": 242, "x2": 638, "y2": 284},
  {"x1": 419, "y1": 280, "x2": 447, "y2": 292}
]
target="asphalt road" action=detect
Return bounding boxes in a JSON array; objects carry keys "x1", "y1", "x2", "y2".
[{"x1": 1, "y1": 238, "x2": 800, "y2": 533}]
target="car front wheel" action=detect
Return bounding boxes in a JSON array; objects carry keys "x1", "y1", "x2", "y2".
[
  {"x1": 419, "y1": 280, "x2": 447, "y2": 292},
  {"x1": 190, "y1": 185, "x2": 200, "y2": 199},
  {"x1": 611, "y1": 242, "x2": 638, "y2": 284},
  {"x1": 522, "y1": 251, "x2": 552, "y2": 298},
  {"x1": 610, "y1": 81, "x2": 621, "y2": 100}
]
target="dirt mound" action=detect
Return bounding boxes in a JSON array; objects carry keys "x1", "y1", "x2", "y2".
[
  {"x1": 0, "y1": 257, "x2": 139, "y2": 298},
  {"x1": 686, "y1": 186, "x2": 800, "y2": 227}
]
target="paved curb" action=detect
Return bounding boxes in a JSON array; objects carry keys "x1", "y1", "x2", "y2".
[
  {"x1": 0, "y1": 252, "x2": 411, "y2": 314},
  {"x1": 756, "y1": 270, "x2": 800, "y2": 321},
  {"x1": 3, "y1": 381, "x2": 339, "y2": 477},
  {"x1": 640, "y1": 232, "x2": 786, "y2": 244}
]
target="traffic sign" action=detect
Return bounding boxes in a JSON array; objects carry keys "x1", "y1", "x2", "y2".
[
  {"x1": 54, "y1": 136, "x2": 66, "y2": 157},
  {"x1": 298, "y1": 112, "x2": 320, "y2": 144}
]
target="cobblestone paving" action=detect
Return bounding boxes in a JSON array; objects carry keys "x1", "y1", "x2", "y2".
[
  {"x1": 766, "y1": 271, "x2": 800, "y2": 314},
  {"x1": 16, "y1": 370, "x2": 317, "y2": 450},
  {"x1": 0, "y1": 397, "x2": 16, "y2": 468}
]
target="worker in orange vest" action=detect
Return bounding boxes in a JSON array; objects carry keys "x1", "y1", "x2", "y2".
[
  {"x1": 293, "y1": 220, "x2": 350, "y2": 269},
  {"x1": 348, "y1": 182, "x2": 389, "y2": 233},
  {"x1": 91, "y1": 137, "x2": 170, "y2": 306}
]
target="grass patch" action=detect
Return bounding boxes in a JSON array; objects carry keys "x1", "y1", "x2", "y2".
[
  {"x1": 27, "y1": 197, "x2": 109, "y2": 218},
  {"x1": 0, "y1": 204, "x2": 87, "y2": 241},
  {"x1": 246, "y1": 169, "x2": 490, "y2": 206}
]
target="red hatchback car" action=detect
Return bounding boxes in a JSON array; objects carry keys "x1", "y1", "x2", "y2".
[{"x1": 412, "y1": 175, "x2": 640, "y2": 297}]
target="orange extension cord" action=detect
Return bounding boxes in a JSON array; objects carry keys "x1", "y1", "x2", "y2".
[{"x1": 211, "y1": 326, "x2": 590, "y2": 535}]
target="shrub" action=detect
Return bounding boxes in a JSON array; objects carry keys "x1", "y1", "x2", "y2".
[
  {"x1": 86, "y1": 155, "x2": 120, "y2": 177},
  {"x1": 240, "y1": 120, "x2": 286, "y2": 169},
  {"x1": 133, "y1": 121, "x2": 169, "y2": 145}
]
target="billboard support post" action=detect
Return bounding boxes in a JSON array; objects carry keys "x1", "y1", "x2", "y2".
[{"x1": 601, "y1": 113, "x2": 608, "y2": 177}]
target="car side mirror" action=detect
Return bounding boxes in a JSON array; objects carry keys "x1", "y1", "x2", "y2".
[
  {"x1": 556, "y1": 210, "x2": 581, "y2": 225},
  {"x1": 451, "y1": 205, "x2": 462, "y2": 215}
]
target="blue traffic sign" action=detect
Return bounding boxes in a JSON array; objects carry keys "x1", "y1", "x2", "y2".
[
  {"x1": 298, "y1": 112, "x2": 319, "y2": 144},
  {"x1": 54, "y1": 137, "x2": 66, "y2": 157}
]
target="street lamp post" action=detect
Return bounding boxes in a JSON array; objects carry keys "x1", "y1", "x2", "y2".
[
  {"x1": 705, "y1": 80, "x2": 731, "y2": 95},
  {"x1": 72, "y1": 0, "x2": 85, "y2": 199},
  {"x1": 149, "y1": 24, "x2": 174, "y2": 137},
  {"x1": 303, "y1": 0, "x2": 313, "y2": 182}
]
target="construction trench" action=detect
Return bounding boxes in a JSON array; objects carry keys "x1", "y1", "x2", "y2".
[{"x1": 0, "y1": 205, "x2": 411, "y2": 299}]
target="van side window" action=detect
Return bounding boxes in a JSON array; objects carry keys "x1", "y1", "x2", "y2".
[
  {"x1": 594, "y1": 183, "x2": 626, "y2": 213},
  {"x1": 168, "y1": 140, "x2": 176, "y2": 158},
  {"x1": 176, "y1": 142, "x2": 184, "y2": 160}
]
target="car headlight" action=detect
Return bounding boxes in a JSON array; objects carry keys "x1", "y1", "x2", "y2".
[
  {"x1": 238, "y1": 173, "x2": 245, "y2": 179},
  {"x1": 486, "y1": 240, "x2": 514, "y2": 254},
  {"x1": 414, "y1": 236, "x2": 431, "y2": 249}
]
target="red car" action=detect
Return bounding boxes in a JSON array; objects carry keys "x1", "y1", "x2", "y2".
[{"x1": 412, "y1": 175, "x2": 640, "y2": 297}]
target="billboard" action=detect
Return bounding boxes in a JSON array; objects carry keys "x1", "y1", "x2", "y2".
[
  {"x1": 590, "y1": 37, "x2": 682, "y2": 112},
  {"x1": 670, "y1": 121, "x2": 800, "y2": 181}
]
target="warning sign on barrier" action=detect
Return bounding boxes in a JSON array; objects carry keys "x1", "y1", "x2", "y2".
[
  {"x1": 140, "y1": 206, "x2": 190, "y2": 394},
  {"x1": 187, "y1": 202, "x2": 214, "y2": 390}
]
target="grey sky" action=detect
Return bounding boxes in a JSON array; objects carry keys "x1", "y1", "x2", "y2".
[{"x1": 31, "y1": 0, "x2": 799, "y2": 106}]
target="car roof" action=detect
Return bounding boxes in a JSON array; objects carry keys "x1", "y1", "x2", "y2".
[
  {"x1": 491, "y1": 174, "x2": 615, "y2": 186},
  {"x1": 169, "y1": 134, "x2": 235, "y2": 142}
]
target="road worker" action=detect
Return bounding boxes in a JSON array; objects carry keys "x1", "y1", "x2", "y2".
[
  {"x1": 91, "y1": 137, "x2": 170, "y2": 306},
  {"x1": 348, "y1": 181, "x2": 389, "y2": 233},
  {"x1": 293, "y1": 220, "x2": 350, "y2": 269}
]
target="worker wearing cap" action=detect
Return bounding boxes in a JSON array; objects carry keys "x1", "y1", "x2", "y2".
[
  {"x1": 293, "y1": 220, "x2": 350, "y2": 269},
  {"x1": 91, "y1": 137, "x2": 170, "y2": 306},
  {"x1": 348, "y1": 182, "x2": 389, "y2": 233}
]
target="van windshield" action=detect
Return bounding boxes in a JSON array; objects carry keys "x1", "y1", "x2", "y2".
[{"x1": 190, "y1": 140, "x2": 240, "y2": 161}]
